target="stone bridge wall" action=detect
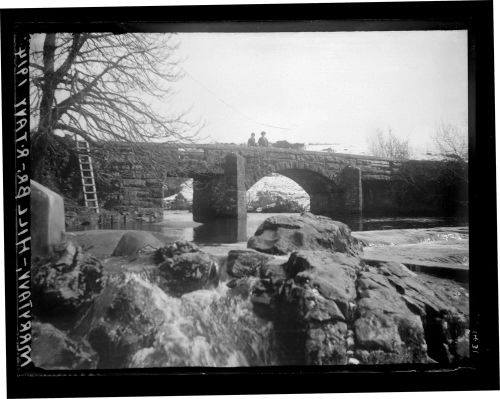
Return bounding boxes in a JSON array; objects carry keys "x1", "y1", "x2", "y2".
[{"x1": 94, "y1": 143, "x2": 466, "y2": 222}]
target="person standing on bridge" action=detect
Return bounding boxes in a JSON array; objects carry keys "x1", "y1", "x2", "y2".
[
  {"x1": 258, "y1": 131, "x2": 269, "y2": 147},
  {"x1": 247, "y1": 132, "x2": 257, "y2": 147}
]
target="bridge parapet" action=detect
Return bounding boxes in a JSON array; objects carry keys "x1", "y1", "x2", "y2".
[{"x1": 104, "y1": 141, "x2": 408, "y2": 181}]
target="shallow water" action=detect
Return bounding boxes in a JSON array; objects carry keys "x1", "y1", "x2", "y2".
[{"x1": 71, "y1": 210, "x2": 468, "y2": 245}]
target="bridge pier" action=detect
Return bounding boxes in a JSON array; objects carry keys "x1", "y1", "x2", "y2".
[
  {"x1": 193, "y1": 153, "x2": 247, "y2": 222},
  {"x1": 340, "y1": 166, "x2": 363, "y2": 214}
]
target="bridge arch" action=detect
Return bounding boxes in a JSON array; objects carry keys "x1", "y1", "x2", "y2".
[
  {"x1": 246, "y1": 167, "x2": 344, "y2": 216},
  {"x1": 244, "y1": 160, "x2": 338, "y2": 189},
  {"x1": 191, "y1": 153, "x2": 363, "y2": 222},
  {"x1": 247, "y1": 173, "x2": 311, "y2": 212}
]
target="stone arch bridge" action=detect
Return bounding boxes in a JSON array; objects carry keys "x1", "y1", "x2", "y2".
[{"x1": 104, "y1": 144, "x2": 459, "y2": 222}]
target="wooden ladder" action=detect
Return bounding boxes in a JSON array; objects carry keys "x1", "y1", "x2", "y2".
[{"x1": 75, "y1": 138, "x2": 100, "y2": 213}]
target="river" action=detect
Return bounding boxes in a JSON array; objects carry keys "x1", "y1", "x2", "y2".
[
  {"x1": 57, "y1": 210, "x2": 469, "y2": 368},
  {"x1": 73, "y1": 210, "x2": 468, "y2": 245}
]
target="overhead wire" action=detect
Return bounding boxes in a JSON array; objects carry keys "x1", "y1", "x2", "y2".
[{"x1": 181, "y1": 67, "x2": 292, "y2": 131}]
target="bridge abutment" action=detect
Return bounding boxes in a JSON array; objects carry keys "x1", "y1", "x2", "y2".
[
  {"x1": 310, "y1": 192, "x2": 342, "y2": 215},
  {"x1": 192, "y1": 176, "x2": 215, "y2": 222},
  {"x1": 309, "y1": 167, "x2": 362, "y2": 216}
]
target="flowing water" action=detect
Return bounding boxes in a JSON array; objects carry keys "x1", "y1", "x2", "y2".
[{"x1": 119, "y1": 273, "x2": 277, "y2": 367}]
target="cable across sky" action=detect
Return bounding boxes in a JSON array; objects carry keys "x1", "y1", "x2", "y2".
[{"x1": 181, "y1": 67, "x2": 293, "y2": 131}]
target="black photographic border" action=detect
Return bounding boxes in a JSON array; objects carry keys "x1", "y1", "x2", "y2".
[{"x1": 1, "y1": 1, "x2": 498, "y2": 397}]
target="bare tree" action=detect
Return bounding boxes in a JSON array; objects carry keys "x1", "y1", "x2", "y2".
[
  {"x1": 368, "y1": 127, "x2": 412, "y2": 160},
  {"x1": 432, "y1": 122, "x2": 468, "y2": 162},
  {"x1": 30, "y1": 32, "x2": 199, "y2": 183}
]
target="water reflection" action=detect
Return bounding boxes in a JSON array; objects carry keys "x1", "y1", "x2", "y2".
[{"x1": 193, "y1": 217, "x2": 247, "y2": 244}]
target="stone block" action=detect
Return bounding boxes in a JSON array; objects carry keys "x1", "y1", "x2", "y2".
[
  {"x1": 122, "y1": 179, "x2": 146, "y2": 187},
  {"x1": 30, "y1": 180, "x2": 66, "y2": 257}
]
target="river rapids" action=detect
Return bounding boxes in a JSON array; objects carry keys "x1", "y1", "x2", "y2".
[{"x1": 78, "y1": 270, "x2": 279, "y2": 368}]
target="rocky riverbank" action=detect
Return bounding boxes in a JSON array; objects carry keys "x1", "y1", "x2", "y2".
[{"x1": 31, "y1": 213, "x2": 469, "y2": 369}]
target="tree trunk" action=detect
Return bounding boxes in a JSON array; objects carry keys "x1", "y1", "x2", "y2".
[
  {"x1": 32, "y1": 33, "x2": 57, "y2": 184},
  {"x1": 31, "y1": 134, "x2": 49, "y2": 184}
]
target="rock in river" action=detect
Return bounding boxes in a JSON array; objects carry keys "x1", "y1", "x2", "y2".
[
  {"x1": 154, "y1": 241, "x2": 219, "y2": 296},
  {"x1": 32, "y1": 321, "x2": 97, "y2": 369},
  {"x1": 247, "y1": 212, "x2": 363, "y2": 255},
  {"x1": 250, "y1": 250, "x2": 361, "y2": 365},
  {"x1": 239, "y1": 214, "x2": 469, "y2": 365},
  {"x1": 74, "y1": 272, "x2": 170, "y2": 368},
  {"x1": 32, "y1": 240, "x2": 104, "y2": 328},
  {"x1": 112, "y1": 231, "x2": 164, "y2": 257},
  {"x1": 226, "y1": 249, "x2": 274, "y2": 278},
  {"x1": 354, "y1": 260, "x2": 469, "y2": 364}
]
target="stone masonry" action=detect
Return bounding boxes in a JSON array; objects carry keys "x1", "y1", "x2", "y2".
[{"x1": 98, "y1": 143, "x2": 467, "y2": 222}]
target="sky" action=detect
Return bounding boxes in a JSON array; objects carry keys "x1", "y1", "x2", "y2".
[{"x1": 168, "y1": 30, "x2": 467, "y2": 156}]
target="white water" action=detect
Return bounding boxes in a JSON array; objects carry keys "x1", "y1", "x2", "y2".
[{"x1": 121, "y1": 273, "x2": 278, "y2": 367}]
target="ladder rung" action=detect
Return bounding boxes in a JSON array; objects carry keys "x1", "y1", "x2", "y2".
[{"x1": 75, "y1": 137, "x2": 99, "y2": 213}]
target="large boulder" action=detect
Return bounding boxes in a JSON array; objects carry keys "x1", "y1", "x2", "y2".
[
  {"x1": 247, "y1": 213, "x2": 363, "y2": 255},
  {"x1": 154, "y1": 241, "x2": 219, "y2": 296},
  {"x1": 354, "y1": 261, "x2": 469, "y2": 364},
  {"x1": 32, "y1": 321, "x2": 97, "y2": 369},
  {"x1": 112, "y1": 231, "x2": 164, "y2": 257},
  {"x1": 354, "y1": 267, "x2": 428, "y2": 363},
  {"x1": 32, "y1": 241, "x2": 104, "y2": 328},
  {"x1": 249, "y1": 250, "x2": 361, "y2": 365},
  {"x1": 241, "y1": 248, "x2": 469, "y2": 366}
]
